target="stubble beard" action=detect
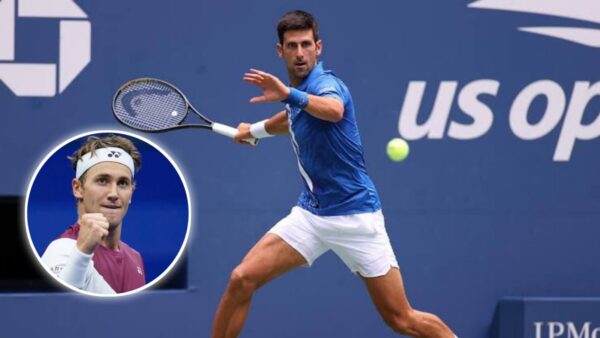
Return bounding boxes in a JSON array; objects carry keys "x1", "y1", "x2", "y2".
[{"x1": 287, "y1": 64, "x2": 312, "y2": 86}]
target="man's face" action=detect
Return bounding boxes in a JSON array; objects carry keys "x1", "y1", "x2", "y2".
[
  {"x1": 277, "y1": 29, "x2": 322, "y2": 83},
  {"x1": 73, "y1": 162, "x2": 135, "y2": 228}
]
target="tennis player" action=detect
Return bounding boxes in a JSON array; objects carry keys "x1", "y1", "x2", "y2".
[
  {"x1": 41, "y1": 135, "x2": 145, "y2": 294},
  {"x1": 212, "y1": 10, "x2": 458, "y2": 338}
]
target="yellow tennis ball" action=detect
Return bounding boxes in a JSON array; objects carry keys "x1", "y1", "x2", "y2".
[{"x1": 387, "y1": 138, "x2": 410, "y2": 162}]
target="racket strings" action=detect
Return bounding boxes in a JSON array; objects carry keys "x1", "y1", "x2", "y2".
[{"x1": 113, "y1": 81, "x2": 188, "y2": 131}]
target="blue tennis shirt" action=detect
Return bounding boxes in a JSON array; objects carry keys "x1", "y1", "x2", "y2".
[{"x1": 286, "y1": 62, "x2": 381, "y2": 216}]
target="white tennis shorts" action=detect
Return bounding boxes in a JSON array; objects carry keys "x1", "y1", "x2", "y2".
[{"x1": 268, "y1": 206, "x2": 399, "y2": 278}]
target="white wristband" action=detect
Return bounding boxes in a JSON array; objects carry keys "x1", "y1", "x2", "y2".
[{"x1": 250, "y1": 119, "x2": 273, "y2": 139}]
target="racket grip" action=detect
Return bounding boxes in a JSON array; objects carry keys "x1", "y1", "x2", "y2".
[{"x1": 212, "y1": 123, "x2": 258, "y2": 145}]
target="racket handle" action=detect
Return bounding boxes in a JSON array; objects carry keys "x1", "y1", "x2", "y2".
[{"x1": 212, "y1": 123, "x2": 259, "y2": 145}]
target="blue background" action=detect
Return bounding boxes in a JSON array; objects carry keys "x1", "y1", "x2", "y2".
[
  {"x1": 1, "y1": 1, "x2": 599, "y2": 337},
  {"x1": 26, "y1": 133, "x2": 190, "y2": 284}
]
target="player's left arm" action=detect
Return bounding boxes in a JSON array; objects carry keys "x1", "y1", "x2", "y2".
[
  {"x1": 302, "y1": 95, "x2": 344, "y2": 122},
  {"x1": 244, "y1": 68, "x2": 344, "y2": 123}
]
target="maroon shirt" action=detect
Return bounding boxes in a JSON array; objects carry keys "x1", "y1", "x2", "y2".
[{"x1": 60, "y1": 224, "x2": 146, "y2": 293}]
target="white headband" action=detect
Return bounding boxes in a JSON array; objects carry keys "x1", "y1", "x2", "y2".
[{"x1": 75, "y1": 147, "x2": 136, "y2": 179}]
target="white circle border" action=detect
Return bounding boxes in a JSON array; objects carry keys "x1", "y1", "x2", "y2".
[{"x1": 24, "y1": 129, "x2": 192, "y2": 298}]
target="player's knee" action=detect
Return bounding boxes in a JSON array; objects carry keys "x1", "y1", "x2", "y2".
[
  {"x1": 382, "y1": 310, "x2": 417, "y2": 335},
  {"x1": 228, "y1": 266, "x2": 258, "y2": 297}
]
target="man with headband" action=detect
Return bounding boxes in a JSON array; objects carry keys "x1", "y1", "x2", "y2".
[{"x1": 41, "y1": 135, "x2": 146, "y2": 294}]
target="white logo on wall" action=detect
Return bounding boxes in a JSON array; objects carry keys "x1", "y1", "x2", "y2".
[
  {"x1": 535, "y1": 321, "x2": 600, "y2": 338},
  {"x1": 398, "y1": 79, "x2": 599, "y2": 162},
  {"x1": 0, "y1": 0, "x2": 91, "y2": 97},
  {"x1": 396, "y1": 1, "x2": 600, "y2": 162},
  {"x1": 468, "y1": 0, "x2": 600, "y2": 48}
]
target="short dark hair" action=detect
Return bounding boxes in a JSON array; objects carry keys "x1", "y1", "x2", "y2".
[{"x1": 277, "y1": 10, "x2": 319, "y2": 44}]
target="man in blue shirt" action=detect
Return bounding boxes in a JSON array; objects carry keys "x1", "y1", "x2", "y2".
[{"x1": 212, "y1": 10, "x2": 457, "y2": 338}]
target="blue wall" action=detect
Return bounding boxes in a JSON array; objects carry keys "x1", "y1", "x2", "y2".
[{"x1": 1, "y1": 0, "x2": 599, "y2": 337}]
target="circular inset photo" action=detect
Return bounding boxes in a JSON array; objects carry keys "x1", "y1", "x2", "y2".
[{"x1": 25, "y1": 130, "x2": 190, "y2": 297}]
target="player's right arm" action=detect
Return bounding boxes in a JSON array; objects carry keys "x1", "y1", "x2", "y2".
[
  {"x1": 40, "y1": 214, "x2": 115, "y2": 293},
  {"x1": 234, "y1": 110, "x2": 288, "y2": 144},
  {"x1": 264, "y1": 110, "x2": 289, "y2": 134}
]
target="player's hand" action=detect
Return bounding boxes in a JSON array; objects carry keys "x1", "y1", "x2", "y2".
[
  {"x1": 244, "y1": 69, "x2": 290, "y2": 103},
  {"x1": 77, "y1": 213, "x2": 109, "y2": 254},
  {"x1": 234, "y1": 123, "x2": 255, "y2": 146}
]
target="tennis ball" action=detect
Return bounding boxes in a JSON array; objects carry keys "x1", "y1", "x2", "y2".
[{"x1": 386, "y1": 138, "x2": 409, "y2": 162}]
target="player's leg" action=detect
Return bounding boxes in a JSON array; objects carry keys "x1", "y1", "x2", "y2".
[
  {"x1": 211, "y1": 233, "x2": 306, "y2": 338},
  {"x1": 321, "y1": 210, "x2": 456, "y2": 337},
  {"x1": 362, "y1": 267, "x2": 455, "y2": 338},
  {"x1": 212, "y1": 207, "x2": 328, "y2": 338}
]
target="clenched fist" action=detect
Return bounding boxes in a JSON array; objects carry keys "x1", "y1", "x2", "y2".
[{"x1": 77, "y1": 213, "x2": 109, "y2": 254}]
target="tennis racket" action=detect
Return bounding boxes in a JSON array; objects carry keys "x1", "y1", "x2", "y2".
[{"x1": 112, "y1": 78, "x2": 258, "y2": 145}]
